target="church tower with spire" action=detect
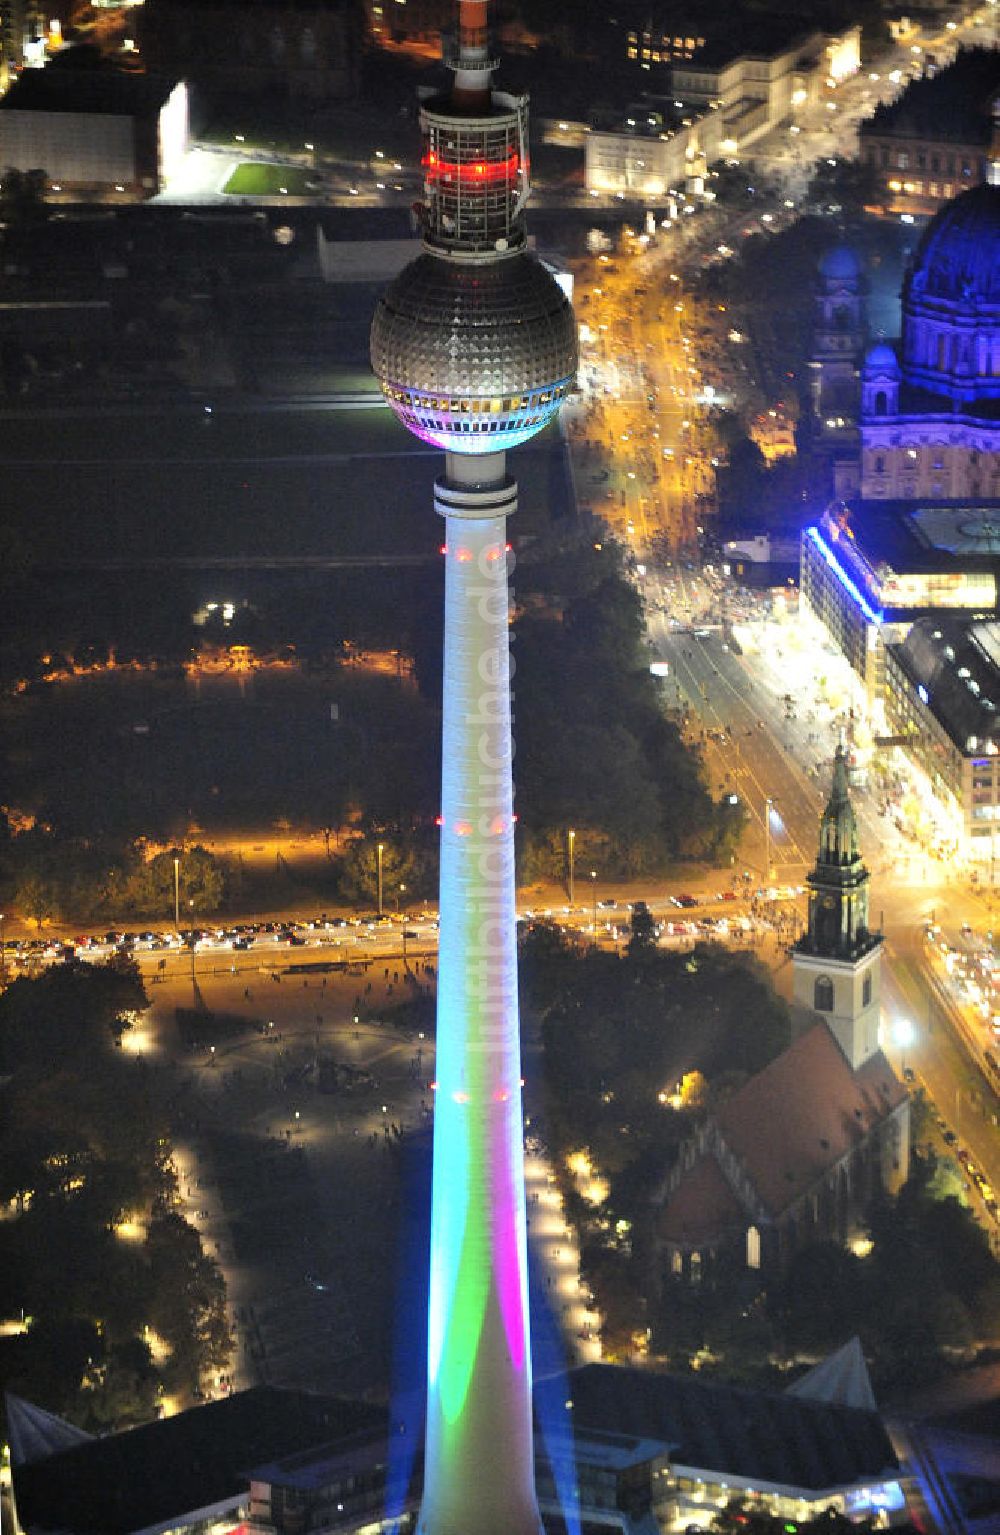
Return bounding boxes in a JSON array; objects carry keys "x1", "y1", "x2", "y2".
[{"x1": 793, "y1": 744, "x2": 883, "y2": 1070}]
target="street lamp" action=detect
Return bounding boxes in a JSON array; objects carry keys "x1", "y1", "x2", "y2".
[
  {"x1": 590, "y1": 869, "x2": 598, "y2": 934},
  {"x1": 893, "y1": 1016, "x2": 915, "y2": 1076},
  {"x1": 173, "y1": 856, "x2": 180, "y2": 928},
  {"x1": 568, "y1": 829, "x2": 576, "y2": 905},
  {"x1": 376, "y1": 842, "x2": 385, "y2": 917}
]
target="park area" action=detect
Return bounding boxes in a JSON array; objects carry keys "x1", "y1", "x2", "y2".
[{"x1": 223, "y1": 164, "x2": 319, "y2": 197}]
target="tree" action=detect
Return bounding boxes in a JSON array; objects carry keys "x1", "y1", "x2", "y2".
[
  {"x1": 628, "y1": 900, "x2": 656, "y2": 952},
  {"x1": 772, "y1": 1240, "x2": 865, "y2": 1352},
  {"x1": 804, "y1": 156, "x2": 882, "y2": 218},
  {"x1": 144, "y1": 846, "x2": 226, "y2": 920},
  {"x1": 336, "y1": 835, "x2": 432, "y2": 908},
  {"x1": 15, "y1": 871, "x2": 56, "y2": 928}
]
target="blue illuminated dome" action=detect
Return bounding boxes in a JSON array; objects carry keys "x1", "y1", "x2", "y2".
[
  {"x1": 909, "y1": 183, "x2": 1000, "y2": 303},
  {"x1": 863, "y1": 341, "x2": 900, "y2": 374},
  {"x1": 371, "y1": 250, "x2": 577, "y2": 453},
  {"x1": 900, "y1": 183, "x2": 1000, "y2": 404}
]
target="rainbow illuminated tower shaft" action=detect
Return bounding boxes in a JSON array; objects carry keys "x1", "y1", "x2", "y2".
[
  {"x1": 369, "y1": 0, "x2": 575, "y2": 1524},
  {"x1": 421, "y1": 450, "x2": 539, "y2": 1535}
]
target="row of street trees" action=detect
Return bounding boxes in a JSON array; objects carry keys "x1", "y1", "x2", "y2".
[{"x1": 4, "y1": 837, "x2": 227, "y2": 927}]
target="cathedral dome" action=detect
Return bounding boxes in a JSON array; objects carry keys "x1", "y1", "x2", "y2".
[
  {"x1": 909, "y1": 184, "x2": 1000, "y2": 304},
  {"x1": 818, "y1": 244, "x2": 860, "y2": 282},
  {"x1": 863, "y1": 341, "x2": 900, "y2": 374}
]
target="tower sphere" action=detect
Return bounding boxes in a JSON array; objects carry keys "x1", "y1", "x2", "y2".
[{"x1": 371, "y1": 249, "x2": 577, "y2": 453}]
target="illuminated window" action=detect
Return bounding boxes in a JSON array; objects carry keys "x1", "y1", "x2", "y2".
[{"x1": 746, "y1": 1225, "x2": 761, "y2": 1269}]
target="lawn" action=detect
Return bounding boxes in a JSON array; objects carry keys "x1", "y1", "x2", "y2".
[{"x1": 223, "y1": 163, "x2": 319, "y2": 197}]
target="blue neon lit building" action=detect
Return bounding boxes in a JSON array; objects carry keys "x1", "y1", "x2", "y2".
[{"x1": 800, "y1": 501, "x2": 999, "y2": 696}]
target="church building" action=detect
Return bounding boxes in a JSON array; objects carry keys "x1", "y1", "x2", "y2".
[{"x1": 654, "y1": 748, "x2": 909, "y2": 1279}]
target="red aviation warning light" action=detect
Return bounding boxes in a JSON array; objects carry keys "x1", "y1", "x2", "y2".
[{"x1": 421, "y1": 149, "x2": 520, "y2": 186}]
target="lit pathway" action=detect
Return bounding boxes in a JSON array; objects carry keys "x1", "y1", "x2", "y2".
[{"x1": 524, "y1": 1147, "x2": 602, "y2": 1366}]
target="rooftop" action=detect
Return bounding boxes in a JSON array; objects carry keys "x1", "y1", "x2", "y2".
[
  {"x1": 714, "y1": 1024, "x2": 906, "y2": 1217},
  {"x1": 861, "y1": 46, "x2": 1000, "y2": 145},
  {"x1": 820, "y1": 501, "x2": 1000, "y2": 582},
  {"x1": 11, "y1": 1387, "x2": 385, "y2": 1535},
  {"x1": 679, "y1": 17, "x2": 816, "y2": 70},
  {"x1": 889, "y1": 616, "x2": 1000, "y2": 752},
  {"x1": 0, "y1": 48, "x2": 176, "y2": 115},
  {"x1": 657, "y1": 1150, "x2": 744, "y2": 1246},
  {"x1": 538, "y1": 1363, "x2": 899, "y2": 1495}
]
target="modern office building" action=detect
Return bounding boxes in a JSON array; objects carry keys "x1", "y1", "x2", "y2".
[
  {"x1": 884, "y1": 616, "x2": 1000, "y2": 857},
  {"x1": 859, "y1": 48, "x2": 1000, "y2": 221},
  {"x1": 0, "y1": 51, "x2": 187, "y2": 198},
  {"x1": 800, "y1": 499, "x2": 998, "y2": 698},
  {"x1": 8, "y1": 1365, "x2": 911, "y2": 1535},
  {"x1": 0, "y1": 46, "x2": 187, "y2": 196}
]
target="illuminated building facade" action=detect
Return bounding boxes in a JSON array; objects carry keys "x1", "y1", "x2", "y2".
[
  {"x1": 811, "y1": 244, "x2": 863, "y2": 440},
  {"x1": 0, "y1": 64, "x2": 188, "y2": 198},
  {"x1": 585, "y1": 22, "x2": 858, "y2": 195},
  {"x1": 0, "y1": 0, "x2": 44, "y2": 79},
  {"x1": 370, "y1": 7, "x2": 576, "y2": 1535},
  {"x1": 802, "y1": 182, "x2": 1000, "y2": 852},
  {"x1": 859, "y1": 48, "x2": 1000, "y2": 220},
  {"x1": 800, "y1": 501, "x2": 998, "y2": 698},
  {"x1": 884, "y1": 617, "x2": 1000, "y2": 859},
  {"x1": 857, "y1": 184, "x2": 1000, "y2": 503}
]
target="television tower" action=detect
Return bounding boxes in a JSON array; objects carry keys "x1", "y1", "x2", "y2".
[{"x1": 370, "y1": 5, "x2": 577, "y2": 1535}]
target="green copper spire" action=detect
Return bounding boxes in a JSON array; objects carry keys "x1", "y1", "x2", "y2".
[
  {"x1": 798, "y1": 744, "x2": 878, "y2": 961},
  {"x1": 818, "y1": 743, "x2": 860, "y2": 867}
]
